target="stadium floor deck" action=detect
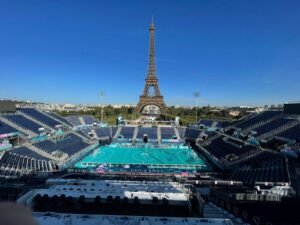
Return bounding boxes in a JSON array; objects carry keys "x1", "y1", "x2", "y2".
[{"x1": 74, "y1": 143, "x2": 210, "y2": 173}]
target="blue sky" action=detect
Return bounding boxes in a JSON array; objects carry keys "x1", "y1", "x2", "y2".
[{"x1": 0, "y1": 0, "x2": 299, "y2": 106}]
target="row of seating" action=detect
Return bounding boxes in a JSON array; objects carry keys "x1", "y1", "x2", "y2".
[
  {"x1": 119, "y1": 127, "x2": 135, "y2": 139},
  {"x1": 184, "y1": 128, "x2": 201, "y2": 139},
  {"x1": 19, "y1": 108, "x2": 61, "y2": 128},
  {"x1": 231, "y1": 153, "x2": 289, "y2": 185},
  {"x1": 66, "y1": 116, "x2": 82, "y2": 126},
  {"x1": 47, "y1": 112, "x2": 73, "y2": 127},
  {"x1": 33, "y1": 134, "x2": 89, "y2": 156},
  {"x1": 0, "y1": 121, "x2": 17, "y2": 135},
  {"x1": 254, "y1": 118, "x2": 296, "y2": 136},
  {"x1": 4, "y1": 114, "x2": 42, "y2": 133},
  {"x1": 0, "y1": 147, "x2": 56, "y2": 176},
  {"x1": 234, "y1": 111, "x2": 282, "y2": 129},
  {"x1": 203, "y1": 137, "x2": 259, "y2": 162},
  {"x1": 95, "y1": 127, "x2": 111, "y2": 138},
  {"x1": 81, "y1": 115, "x2": 96, "y2": 125},
  {"x1": 277, "y1": 124, "x2": 300, "y2": 142},
  {"x1": 137, "y1": 127, "x2": 157, "y2": 139},
  {"x1": 160, "y1": 127, "x2": 175, "y2": 139},
  {"x1": 198, "y1": 119, "x2": 213, "y2": 127}
]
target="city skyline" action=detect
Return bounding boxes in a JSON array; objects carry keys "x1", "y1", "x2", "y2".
[{"x1": 0, "y1": 0, "x2": 299, "y2": 107}]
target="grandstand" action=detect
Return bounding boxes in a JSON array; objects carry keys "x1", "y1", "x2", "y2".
[
  {"x1": 136, "y1": 127, "x2": 157, "y2": 140},
  {"x1": 0, "y1": 106, "x2": 300, "y2": 225},
  {"x1": 19, "y1": 108, "x2": 63, "y2": 128},
  {"x1": 4, "y1": 114, "x2": 44, "y2": 134}
]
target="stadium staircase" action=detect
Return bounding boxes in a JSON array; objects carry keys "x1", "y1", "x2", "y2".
[
  {"x1": 157, "y1": 126, "x2": 161, "y2": 144},
  {"x1": 174, "y1": 127, "x2": 180, "y2": 140},
  {"x1": 79, "y1": 117, "x2": 85, "y2": 125},
  {"x1": 259, "y1": 120, "x2": 300, "y2": 140},
  {"x1": 133, "y1": 126, "x2": 139, "y2": 140},
  {"x1": 114, "y1": 127, "x2": 122, "y2": 139},
  {"x1": 211, "y1": 121, "x2": 218, "y2": 128},
  {"x1": 19, "y1": 111, "x2": 53, "y2": 131},
  {"x1": 0, "y1": 117, "x2": 36, "y2": 137},
  {"x1": 242, "y1": 114, "x2": 282, "y2": 133},
  {"x1": 91, "y1": 129, "x2": 99, "y2": 139}
]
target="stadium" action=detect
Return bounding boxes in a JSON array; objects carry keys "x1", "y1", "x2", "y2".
[{"x1": 1, "y1": 8, "x2": 300, "y2": 225}]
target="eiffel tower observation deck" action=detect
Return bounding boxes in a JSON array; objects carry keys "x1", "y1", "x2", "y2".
[{"x1": 135, "y1": 20, "x2": 167, "y2": 115}]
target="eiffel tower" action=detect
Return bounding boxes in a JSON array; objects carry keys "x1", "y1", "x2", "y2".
[{"x1": 135, "y1": 20, "x2": 167, "y2": 115}]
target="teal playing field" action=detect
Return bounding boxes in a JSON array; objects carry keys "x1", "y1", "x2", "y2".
[{"x1": 74, "y1": 143, "x2": 208, "y2": 170}]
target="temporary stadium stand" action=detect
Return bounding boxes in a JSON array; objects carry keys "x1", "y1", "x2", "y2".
[
  {"x1": 230, "y1": 152, "x2": 289, "y2": 186},
  {"x1": 47, "y1": 112, "x2": 73, "y2": 127},
  {"x1": 198, "y1": 119, "x2": 213, "y2": 127},
  {"x1": 95, "y1": 127, "x2": 111, "y2": 138},
  {"x1": 277, "y1": 124, "x2": 300, "y2": 142},
  {"x1": 0, "y1": 146, "x2": 56, "y2": 176},
  {"x1": 160, "y1": 127, "x2": 175, "y2": 139},
  {"x1": 19, "y1": 108, "x2": 61, "y2": 128},
  {"x1": 81, "y1": 115, "x2": 95, "y2": 125},
  {"x1": 215, "y1": 121, "x2": 230, "y2": 128},
  {"x1": 254, "y1": 118, "x2": 296, "y2": 136},
  {"x1": 136, "y1": 127, "x2": 157, "y2": 139},
  {"x1": 66, "y1": 116, "x2": 82, "y2": 126},
  {"x1": 288, "y1": 160, "x2": 300, "y2": 195},
  {"x1": 4, "y1": 115, "x2": 42, "y2": 133},
  {"x1": 119, "y1": 127, "x2": 135, "y2": 139},
  {"x1": 234, "y1": 111, "x2": 282, "y2": 129},
  {"x1": 203, "y1": 137, "x2": 260, "y2": 163},
  {"x1": 33, "y1": 134, "x2": 89, "y2": 156},
  {"x1": 185, "y1": 128, "x2": 201, "y2": 139},
  {"x1": 0, "y1": 120, "x2": 18, "y2": 135}
]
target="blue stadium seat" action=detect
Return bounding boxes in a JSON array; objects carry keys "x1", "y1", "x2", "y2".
[
  {"x1": 185, "y1": 128, "x2": 201, "y2": 139},
  {"x1": 81, "y1": 115, "x2": 95, "y2": 125},
  {"x1": 19, "y1": 108, "x2": 61, "y2": 128},
  {"x1": 4, "y1": 114, "x2": 42, "y2": 133},
  {"x1": 160, "y1": 127, "x2": 175, "y2": 139},
  {"x1": 137, "y1": 127, "x2": 157, "y2": 139},
  {"x1": 254, "y1": 118, "x2": 295, "y2": 135},
  {"x1": 120, "y1": 127, "x2": 135, "y2": 139},
  {"x1": 236, "y1": 111, "x2": 282, "y2": 129},
  {"x1": 66, "y1": 116, "x2": 82, "y2": 126},
  {"x1": 47, "y1": 112, "x2": 73, "y2": 127},
  {"x1": 34, "y1": 133, "x2": 89, "y2": 156},
  {"x1": 0, "y1": 121, "x2": 18, "y2": 135},
  {"x1": 95, "y1": 127, "x2": 110, "y2": 138}
]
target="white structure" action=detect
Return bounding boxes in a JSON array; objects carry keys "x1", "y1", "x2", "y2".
[
  {"x1": 18, "y1": 179, "x2": 190, "y2": 207},
  {"x1": 34, "y1": 212, "x2": 234, "y2": 225}
]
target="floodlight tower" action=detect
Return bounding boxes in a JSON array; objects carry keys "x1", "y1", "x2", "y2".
[
  {"x1": 194, "y1": 92, "x2": 200, "y2": 123},
  {"x1": 99, "y1": 91, "x2": 105, "y2": 122}
]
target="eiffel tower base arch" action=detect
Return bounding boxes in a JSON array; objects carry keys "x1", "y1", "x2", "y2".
[{"x1": 135, "y1": 96, "x2": 167, "y2": 115}]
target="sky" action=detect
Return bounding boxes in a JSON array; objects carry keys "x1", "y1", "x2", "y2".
[{"x1": 0, "y1": 0, "x2": 299, "y2": 107}]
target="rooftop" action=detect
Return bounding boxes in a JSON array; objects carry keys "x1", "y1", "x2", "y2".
[{"x1": 33, "y1": 212, "x2": 234, "y2": 225}]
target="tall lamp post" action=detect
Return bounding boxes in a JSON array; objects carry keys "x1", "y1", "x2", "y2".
[
  {"x1": 99, "y1": 91, "x2": 105, "y2": 123},
  {"x1": 194, "y1": 92, "x2": 200, "y2": 123}
]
